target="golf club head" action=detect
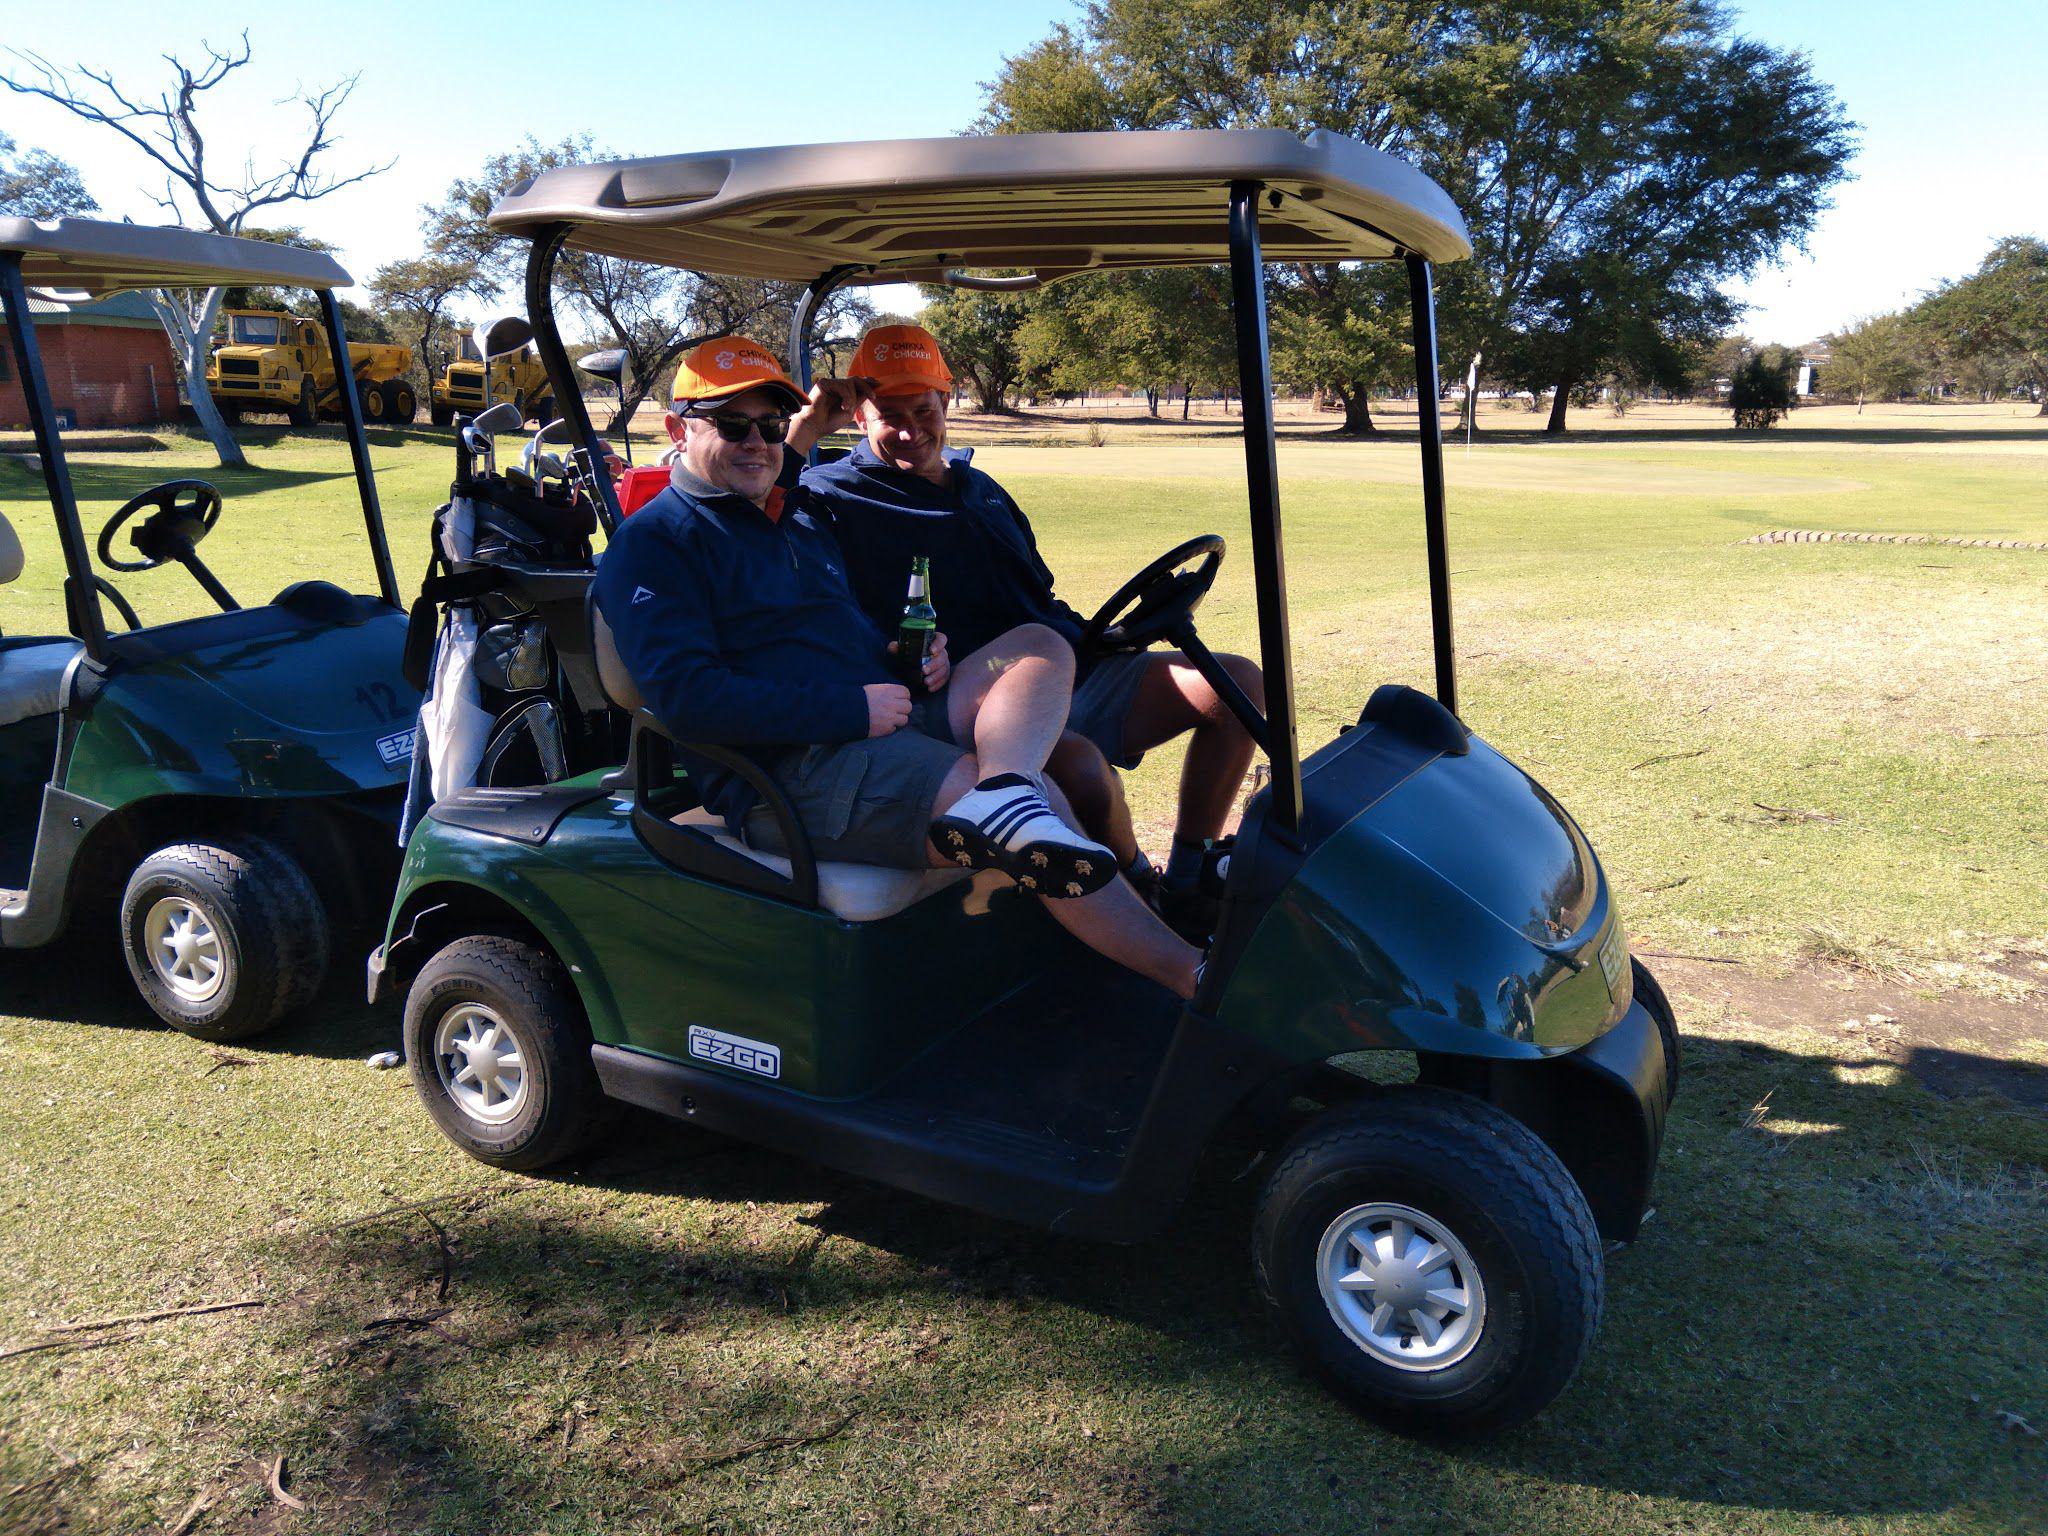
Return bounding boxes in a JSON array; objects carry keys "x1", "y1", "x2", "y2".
[
  {"x1": 483, "y1": 314, "x2": 534, "y2": 359},
  {"x1": 464, "y1": 401, "x2": 525, "y2": 445}
]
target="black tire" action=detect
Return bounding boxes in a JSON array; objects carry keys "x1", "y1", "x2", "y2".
[
  {"x1": 1631, "y1": 957, "x2": 1680, "y2": 1106},
  {"x1": 1253, "y1": 1089, "x2": 1605, "y2": 1436},
  {"x1": 287, "y1": 378, "x2": 316, "y2": 428},
  {"x1": 219, "y1": 402, "x2": 246, "y2": 425},
  {"x1": 359, "y1": 378, "x2": 389, "y2": 422},
  {"x1": 531, "y1": 394, "x2": 555, "y2": 425},
  {"x1": 386, "y1": 380, "x2": 418, "y2": 425},
  {"x1": 429, "y1": 401, "x2": 454, "y2": 428},
  {"x1": 403, "y1": 935, "x2": 606, "y2": 1172},
  {"x1": 119, "y1": 838, "x2": 329, "y2": 1041}
]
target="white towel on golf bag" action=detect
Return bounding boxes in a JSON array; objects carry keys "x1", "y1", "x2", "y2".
[{"x1": 420, "y1": 605, "x2": 495, "y2": 803}]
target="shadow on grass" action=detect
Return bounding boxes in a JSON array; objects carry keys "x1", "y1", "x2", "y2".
[{"x1": 128, "y1": 1026, "x2": 2036, "y2": 1534}]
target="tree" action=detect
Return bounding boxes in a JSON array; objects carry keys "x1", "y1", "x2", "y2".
[
  {"x1": 1729, "y1": 346, "x2": 1795, "y2": 429},
  {"x1": 921, "y1": 286, "x2": 1028, "y2": 412},
  {"x1": 0, "y1": 133, "x2": 95, "y2": 216},
  {"x1": 370, "y1": 255, "x2": 487, "y2": 399},
  {"x1": 1824, "y1": 313, "x2": 1921, "y2": 411},
  {"x1": 2, "y1": 34, "x2": 391, "y2": 466},
  {"x1": 979, "y1": 0, "x2": 1853, "y2": 435},
  {"x1": 1918, "y1": 237, "x2": 2048, "y2": 414},
  {"x1": 1017, "y1": 268, "x2": 1235, "y2": 417}
]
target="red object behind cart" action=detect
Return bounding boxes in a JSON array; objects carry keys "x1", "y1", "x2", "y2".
[{"x1": 613, "y1": 463, "x2": 670, "y2": 516}]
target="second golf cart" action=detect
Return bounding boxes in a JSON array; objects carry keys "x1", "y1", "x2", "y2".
[
  {"x1": 371, "y1": 130, "x2": 1677, "y2": 1433},
  {"x1": 1, "y1": 219, "x2": 416, "y2": 1038}
]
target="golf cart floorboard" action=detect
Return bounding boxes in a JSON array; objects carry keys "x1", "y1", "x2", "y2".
[{"x1": 594, "y1": 947, "x2": 1185, "y2": 1222}]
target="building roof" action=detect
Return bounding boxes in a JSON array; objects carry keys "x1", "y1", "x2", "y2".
[
  {"x1": 15, "y1": 289, "x2": 166, "y2": 329},
  {"x1": 487, "y1": 129, "x2": 1471, "y2": 286},
  {"x1": 0, "y1": 216, "x2": 351, "y2": 296}
]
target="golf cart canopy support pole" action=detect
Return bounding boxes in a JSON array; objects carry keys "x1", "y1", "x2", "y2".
[
  {"x1": 315, "y1": 289, "x2": 401, "y2": 608},
  {"x1": 789, "y1": 266, "x2": 857, "y2": 467},
  {"x1": 1227, "y1": 181, "x2": 1302, "y2": 839},
  {"x1": 1406, "y1": 254, "x2": 1457, "y2": 716},
  {"x1": 525, "y1": 224, "x2": 623, "y2": 533},
  {"x1": 0, "y1": 253, "x2": 107, "y2": 657}
]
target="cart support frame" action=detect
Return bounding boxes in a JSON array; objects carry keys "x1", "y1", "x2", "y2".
[
  {"x1": 1226, "y1": 182, "x2": 1303, "y2": 839},
  {"x1": 316, "y1": 289, "x2": 402, "y2": 607},
  {"x1": 525, "y1": 225, "x2": 624, "y2": 533},
  {"x1": 1405, "y1": 254, "x2": 1457, "y2": 715}
]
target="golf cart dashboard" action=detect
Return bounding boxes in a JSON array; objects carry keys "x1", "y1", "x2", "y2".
[{"x1": 100, "y1": 592, "x2": 399, "y2": 666}]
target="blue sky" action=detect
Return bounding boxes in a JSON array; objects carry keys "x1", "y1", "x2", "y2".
[{"x1": 5, "y1": 0, "x2": 2043, "y2": 343}]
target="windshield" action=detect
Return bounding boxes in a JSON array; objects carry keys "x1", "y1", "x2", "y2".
[
  {"x1": 457, "y1": 332, "x2": 482, "y2": 362},
  {"x1": 228, "y1": 314, "x2": 284, "y2": 346}
]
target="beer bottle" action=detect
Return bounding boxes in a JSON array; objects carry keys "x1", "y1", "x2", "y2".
[{"x1": 895, "y1": 555, "x2": 937, "y2": 690}]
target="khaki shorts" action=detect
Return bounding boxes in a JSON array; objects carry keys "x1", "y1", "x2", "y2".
[{"x1": 741, "y1": 705, "x2": 965, "y2": 869}]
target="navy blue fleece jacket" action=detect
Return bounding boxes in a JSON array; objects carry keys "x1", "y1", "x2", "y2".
[{"x1": 593, "y1": 473, "x2": 890, "y2": 824}]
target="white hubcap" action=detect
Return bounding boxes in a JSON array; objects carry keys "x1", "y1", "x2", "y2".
[
  {"x1": 1316, "y1": 1202, "x2": 1487, "y2": 1371},
  {"x1": 434, "y1": 1003, "x2": 528, "y2": 1125},
  {"x1": 142, "y1": 896, "x2": 225, "y2": 1003}
]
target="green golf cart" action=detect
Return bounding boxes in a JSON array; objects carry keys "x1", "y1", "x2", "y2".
[
  {"x1": 371, "y1": 130, "x2": 1678, "y2": 1433},
  {"x1": 1, "y1": 219, "x2": 416, "y2": 1039}
]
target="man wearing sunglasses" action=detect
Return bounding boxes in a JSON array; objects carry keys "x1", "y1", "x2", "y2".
[
  {"x1": 594, "y1": 336, "x2": 1201, "y2": 999},
  {"x1": 799, "y1": 325, "x2": 1264, "y2": 941}
]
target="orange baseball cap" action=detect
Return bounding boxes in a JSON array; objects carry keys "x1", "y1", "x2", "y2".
[
  {"x1": 851, "y1": 324, "x2": 954, "y2": 397},
  {"x1": 670, "y1": 336, "x2": 806, "y2": 410}
]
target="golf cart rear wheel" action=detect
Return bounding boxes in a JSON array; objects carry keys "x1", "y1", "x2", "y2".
[
  {"x1": 1253, "y1": 1088, "x2": 1604, "y2": 1435},
  {"x1": 1632, "y1": 957, "x2": 1681, "y2": 1105},
  {"x1": 404, "y1": 936, "x2": 605, "y2": 1172},
  {"x1": 119, "y1": 838, "x2": 329, "y2": 1041}
]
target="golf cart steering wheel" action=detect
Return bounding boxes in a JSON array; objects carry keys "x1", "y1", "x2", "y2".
[
  {"x1": 1081, "y1": 534, "x2": 1225, "y2": 656},
  {"x1": 97, "y1": 480, "x2": 223, "y2": 573}
]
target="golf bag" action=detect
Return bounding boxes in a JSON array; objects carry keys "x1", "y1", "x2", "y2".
[{"x1": 398, "y1": 446, "x2": 621, "y2": 840}]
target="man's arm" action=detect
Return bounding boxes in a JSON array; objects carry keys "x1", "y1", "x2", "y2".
[
  {"x1": 595, "y1": 517, "x2": 870, "y2": 746},
  {"x1": 785, "y1": 377, "x2": 873, "y2": 459}
]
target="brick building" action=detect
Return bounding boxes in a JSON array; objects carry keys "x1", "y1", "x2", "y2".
[{"x1": 0, "y1": 290, "x2": 179, "y2": 430}]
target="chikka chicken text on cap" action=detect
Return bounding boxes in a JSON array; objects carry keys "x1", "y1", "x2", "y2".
[
  {"x1": 670, "y1": 336, "x2": 807, "y2": 410},
  {"x1": 850, "y1": 324, "x2": 955, "y2": 397}
]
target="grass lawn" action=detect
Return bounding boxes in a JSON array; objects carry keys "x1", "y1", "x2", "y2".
[{"x1": 2, "y1": 402, "x2": 2044, "y2": 1533}]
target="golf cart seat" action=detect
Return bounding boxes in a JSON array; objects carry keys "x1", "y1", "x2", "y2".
[
  {"x1": 0, "y1": 511, "x2": 84, "y2": 728},
  {"x1": 589, "y1": 601, "x2": 970, "y2": 922}
]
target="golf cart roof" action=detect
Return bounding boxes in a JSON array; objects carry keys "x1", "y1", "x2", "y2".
[
  {"x1": 0, "y1": 216, "x2": 352, "y2": 296},
  {"x1": 487, "y1": 129, "x2": 1471, "y2": 284}
]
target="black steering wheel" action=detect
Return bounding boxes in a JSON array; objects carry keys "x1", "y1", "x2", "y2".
[
  {"x1": 1081, "y1": 534, "x2": 1225, "y2": 656},
  {"x1": 97, "y1": 480, "x2": 223, "y2": 573}
]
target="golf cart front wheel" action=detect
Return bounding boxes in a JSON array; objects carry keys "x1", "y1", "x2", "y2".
[
  {"x1": 403, "y1": 936, "x2": 606, "y2": 1172},
  {"x1": 120, "y1": 838, "x2": 329, "y2": 1041},
  {"x1": 1253, "y1": 1089, "x2": 1605, "y2": 1435}
]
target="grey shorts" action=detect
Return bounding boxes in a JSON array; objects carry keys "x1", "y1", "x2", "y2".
[
  {"x1": 742, "y1": 703, "x2": 965, "y2": 869},
  {"x1": 1067, "y1": 650, "x2": 1157, "y2": 770}
]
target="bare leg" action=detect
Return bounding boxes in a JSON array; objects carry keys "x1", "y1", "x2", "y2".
[
  {"x1": 1045, "y1": 731, "x2": 1138, "y2": 866},
  {"x1": 929, "y1": 757, "x2": 1198, "y2": 999},
  {"x1": 944, "y1": 623, "x2": 1073, "y2": 781},
  {"x1": 1120, "y1": 651, "x2": 1264, "y2": 843}
]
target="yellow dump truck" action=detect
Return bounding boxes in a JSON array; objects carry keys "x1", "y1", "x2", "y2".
[
  {"x1": 206, "y1": 309, "x2": 417, "y2": 426},
  {"x1": 429, "y1": 326, "x2": 555, "y2": 427}
]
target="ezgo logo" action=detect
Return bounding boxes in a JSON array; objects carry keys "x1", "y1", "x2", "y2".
[{"x1": 687, "y1": 1024, "x2": 781, "y2": 1079}]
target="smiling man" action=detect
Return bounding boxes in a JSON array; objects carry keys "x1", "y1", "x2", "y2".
[
  {"x1": 801, "y1": 324, "x2": 1264, "y2": 939},
  {"x1": 593, "y1": 336, "x2": 1200, "y2": 998}
]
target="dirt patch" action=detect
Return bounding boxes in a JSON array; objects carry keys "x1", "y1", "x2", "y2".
[{"x1": 1649, "y1": 952, "x2": 2048, "y2": 1109}]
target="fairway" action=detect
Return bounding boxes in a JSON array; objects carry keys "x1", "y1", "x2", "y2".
[{"x1": 3, "y1": 404, "x2": 2044, "y2": 1533}]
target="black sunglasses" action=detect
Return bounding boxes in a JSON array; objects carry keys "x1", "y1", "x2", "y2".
[{"x1": 693, "y1": 410, "x2": 791, "y2": 445}]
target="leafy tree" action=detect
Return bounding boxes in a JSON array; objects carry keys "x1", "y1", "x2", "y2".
[
  {"x1": 0, "y1": 133, "x2": 95, "y2": 216},
  {"x1": 1017, "y1": 268, "x2": 1235, "y2": 417},
  {"x1": 920, "y1": 286, "x2": 1028, "y2": 412},
  {"x1": 1, "y1": 34, "x2": 391, "y2": 466},
  {"x1": 1918, "y1": 236, "x2": 2048, "y2": 414},
  {"x1": 1729, "y1": 345, "x2": 1795, "y2": 429},
  {"x1": 1823, "y1": 313, "x2": 1922, "y2": 412},
  {"x1": 370, "y1": 254, "x2": 488, "y2": 396},
  {"x1": 978, "y1": 0, "x2": 1853, "y2": 435}
]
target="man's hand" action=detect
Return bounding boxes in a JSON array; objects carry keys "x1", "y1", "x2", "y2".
[
  {"x1": 788, "y1": 376, "x2": 875, "y2": 457},
  {"x1": 864, "y1": 681, "x2": 912, "y2": 738},
  {"x1": 887, "y1": 631, "x2": 950, "y2": 693}
]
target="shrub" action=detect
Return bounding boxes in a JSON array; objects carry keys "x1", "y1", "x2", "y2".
[{"x1": 1730, "y1": 349, "x2": 1797, "y2": 430}]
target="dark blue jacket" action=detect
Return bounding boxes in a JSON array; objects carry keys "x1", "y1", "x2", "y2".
[
  {"x1": 594, "y1": 475, "x2": 888, "y2": 824},
  {"x1": 800, "y1": 441, "x2": 1089, "y2": 670}
]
